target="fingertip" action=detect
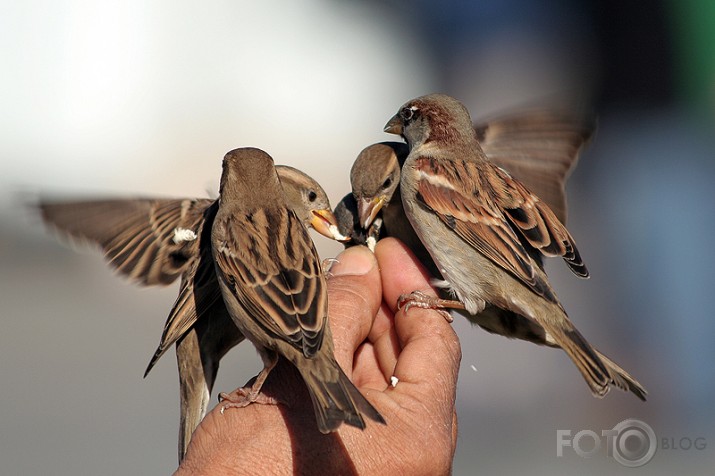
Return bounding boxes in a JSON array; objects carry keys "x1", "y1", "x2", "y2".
[
  {"x1": 329, "y1": 245, "x2": 377, "y2": 278},
  {"x1": 374, "y1": 238, "x2": 434, "y2": 313}
]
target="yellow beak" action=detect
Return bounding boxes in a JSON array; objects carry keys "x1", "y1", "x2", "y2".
[
  {"x1": 310, "y1": 209, "x2": 350, "y2": 242},
  {"x1": 357, "y1": 196, "x2": 386, "y2": 229}
]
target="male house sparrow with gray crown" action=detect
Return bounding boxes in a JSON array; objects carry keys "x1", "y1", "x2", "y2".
[
  {"x1": 210, "y1": 147, "x2": 384, "y2": 433},
  {"x1": 344, "y1": 110, "x2": 593, "y2": 300},
  {"x1": 39, "y1": 164, "x2": 348, "y2": 460},
  {"x1": 340, "y1": 107, "x2": 594, "y2": 259},
  {"x1": 377, "y1": 94, "x2": 645, "y2": 400}
]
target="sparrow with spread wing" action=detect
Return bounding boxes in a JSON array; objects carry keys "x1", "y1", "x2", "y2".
[
  {"x1": 375, "y1": 94, "x2": 645, "y2": 400},
  {"x1": 39, "y1": 164, "x2": 348, "y2": 460}
]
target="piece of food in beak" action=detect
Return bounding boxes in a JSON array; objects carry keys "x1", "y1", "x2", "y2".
[{"x1": 311, "y1": 209, "x2": 350, "y2": 242}]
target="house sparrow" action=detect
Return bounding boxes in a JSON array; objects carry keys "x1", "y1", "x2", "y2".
[
  {"x1": 333, "y1": 192, "x2": 364, "y2": 245},
  {"x1": 344, "y1": 107, "x2": 593, "y2": 257},
  {"x1": 343, "y1": 142, "x2": 437, "y2": 271},
  {"x1": 39, "y1": 165, "x2": 348, "y2": 460},
  {"x1": 210, "y1": 147, "x2": 384, "y2": 433},
  {"x1": 380, "y1": 93, "x2": 645, "y2": 400},
  {"x1": 143, "y1": 165, "x2": 349, "y2": 378},
  {"x1": 333, "y1": 143, "x2": 408, "y2": 250}
]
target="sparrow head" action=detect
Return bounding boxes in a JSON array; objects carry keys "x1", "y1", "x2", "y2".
[
  {"x1": 219, "y1": 147, "x2": 280, "y2": 205},
  {"x1": 350, "y1": 142, "x2": 407, "y2": 229},
  {"x1": 384, "y1": 93, "x2": 477, "y2": 149},
  {"x1": 277, "y1": 165, "x2": 349, "y2": 242}
]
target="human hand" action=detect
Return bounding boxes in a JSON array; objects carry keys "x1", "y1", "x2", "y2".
[{"x1": 176, "y1": 238, "x2": 461, "y2": 475}]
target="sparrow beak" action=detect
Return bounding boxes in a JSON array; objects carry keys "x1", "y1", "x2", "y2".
[
  {"x1": 311, "y1": 209, "x2": 350, "y2": 242},
  {"x1": 357, "y1": 196, "x2": 386, "y2": 229},
  {"x1": 383, "y1": 114, "x2": 403, "y2": 135}
]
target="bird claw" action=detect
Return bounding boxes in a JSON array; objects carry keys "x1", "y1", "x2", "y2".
[
  {"x1": 397, "y1": 291, "x2": 455, "y2": 323},
  {"x1": 322, "y1": 258, "x2": 340, "y2": 276},
  {"x1": 218, "y1": 387, "x2": 280, "y2": 414}
]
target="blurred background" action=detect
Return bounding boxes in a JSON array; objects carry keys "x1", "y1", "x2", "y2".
[{"x1": 2, "y1": 0, "x2": 714, "y2": 474}]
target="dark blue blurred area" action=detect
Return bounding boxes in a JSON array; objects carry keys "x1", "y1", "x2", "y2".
[{"x1": 377, "y1": 0, "x2": 680, "y2": 109}]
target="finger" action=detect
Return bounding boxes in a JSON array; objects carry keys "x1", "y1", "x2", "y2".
[
  {"x1": 366, "y1": 236, "x2": 436, "y2": 383},
  {"x1": 374, "y1": 238, "x2": 436, "y2": 314},
  {"x1": 352, "y1": 341, "x2": 387, "y2": 389},
  {"x1": 366, "y1": 303, "x2": 399, "y2": 383},
  {"x1": 326, "y1": 245, "x2": 382, "y2": 370},
  {"x1": 374, "y1": 238, "x2": 461, "y2": 401}
]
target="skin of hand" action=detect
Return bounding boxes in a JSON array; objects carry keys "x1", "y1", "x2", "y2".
[{"x1": 176, "y1": 239, "x2": 461, "y2": 476}]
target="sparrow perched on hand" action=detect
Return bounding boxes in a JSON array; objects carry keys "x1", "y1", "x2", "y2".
[
  {"x1": 142, "y1": 165, "x2": 349, "y2": 379},
  {"x1": 210, "y1": 147, "x2": 384, "y2": 433},
  {"x1": 338, "y1": 142, "x2": 437, "y2": 270},
  {"x1": 378, "y1": 93, "x2": 645, "y2": 400},
  {"x1": 39, "y1": 165, "x2": 347, "y2": 460}
]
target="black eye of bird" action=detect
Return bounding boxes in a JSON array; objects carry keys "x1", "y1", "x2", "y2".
[
  {"x1": 400, "y1": 106, "x2": 415, "y2": 122},
  {"x1": 382, "y1": 177, "x2": 393, "y2": 189},
  {"x1": 308, "y1": 190, "x2": 317, "y2": 202}
]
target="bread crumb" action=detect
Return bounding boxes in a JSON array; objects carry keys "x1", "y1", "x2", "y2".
[{"x1": 173, "y1": 227, "x2": 197, "y2": 244}]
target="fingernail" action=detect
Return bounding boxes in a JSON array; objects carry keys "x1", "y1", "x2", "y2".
[{"x1": 328, "y1": 246, "x2": 376, "y2": 277}]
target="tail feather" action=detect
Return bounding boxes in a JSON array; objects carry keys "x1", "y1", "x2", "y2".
[
  {"x1": 466, "y1": 301, "x2": 647, "y2": 401},
  {"x1": 550, "y1": 324, "x2": 647, "y2": 401},
  {"x1": 300, "y1": 359, "x2": 385, "y2": 433},
  {"x1": 595, "y1": 350, "x2": 648, "y2": 401},
  {"x1": 558, "y1": 327, "x2": 611, "y2": 398},
  {"x1": 176, "y1": 309, "x2": 245, "y2": 462},
  {"x1": 176, "y1": 330, "x2": 213, "y2": 462}
]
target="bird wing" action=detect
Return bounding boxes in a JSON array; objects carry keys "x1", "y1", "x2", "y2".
[
  {"x1": 214, "y1": 207, "x2": 326, "y2": 358},
  {"x1": 40, "y1": 198, "x2": 214, "y2": 285},
  {"x1": 145, "y1": 202, "x2": 225, "y2": 375},
  {"x1": 475, "y1": 109, "x2": 594, "y2": 224}
]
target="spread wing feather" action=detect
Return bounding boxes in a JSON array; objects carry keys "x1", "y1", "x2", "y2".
[{"x1": 40, "y1": 198, "x2": 213, "y2": 285}]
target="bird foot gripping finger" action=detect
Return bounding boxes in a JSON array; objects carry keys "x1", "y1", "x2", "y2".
[
  {"x1": 218, "y1": 388, "x2": 280, "y2": 414},
  {"x1": 396, "y1": 291, "x2": 457, "y2": 323},
  {"x1": 322, "y1": 258, "x2": 339, "y2": 276}
]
